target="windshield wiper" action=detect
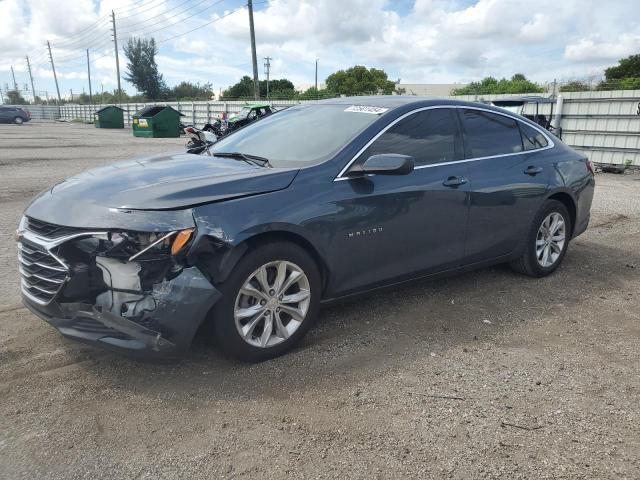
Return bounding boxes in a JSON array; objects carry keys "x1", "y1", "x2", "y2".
[{"x1": 214, "y1": 151, "x2": 273, "y2": 168}]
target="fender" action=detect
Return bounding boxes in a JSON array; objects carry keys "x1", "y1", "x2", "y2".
[{"x1": 188, "y1": 219, "x2": 331, "y2": 288}]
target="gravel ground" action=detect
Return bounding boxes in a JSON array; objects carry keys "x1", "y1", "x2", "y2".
[{"x1": 0, "y1": 123, "x2": 639, "y2": 479}]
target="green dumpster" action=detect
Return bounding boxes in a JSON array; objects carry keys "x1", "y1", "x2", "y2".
[
  {"x1": 94, "y1": 105, "x2": 125, "y2": 129},
  {"x1": 132, "y1": 105, "x2": 184, "y2": 138}
]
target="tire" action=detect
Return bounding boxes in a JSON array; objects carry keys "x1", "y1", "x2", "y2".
[
  {"x1": 210, "y1": 241, "x2": 321, "y2": 362},
  {"x1": 14, "y1": 116, "x2": 24, "y2": 125},
  {"x1": 510, "y1": 199, "x2": 572, "y2": 277}
]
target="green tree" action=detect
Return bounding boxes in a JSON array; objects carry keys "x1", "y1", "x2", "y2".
[
  {"x1": 604, "y1": 54, "x2": 640, "y2": 80},
  {"x1": 325, "y1": 65, "x2": 397, "y2": 95},
  {"x1": 599, "y1": 54, "x2": 640, "y2": 90},
  {"x1": 262, "y1": 78, "x2": 296, "y2": 99},
  {"x1": 123, "y1": 37, "x2": 166, "y2": 99},
  {"x1": 221, "y1": 76, "x2": 297, "y2": 99},
  {"x1": 559, "y1": 80, "x2": 592, "y2": 92},
  {"x1": 452, "y1": 74, "x2": 544, "y2": 95},
  {"x1": 4, "y1": 90, "x2": 27, "y2": 104},
  {"x1": 168, "y1": 81, "x2": 214, "y2": 100},
  {"x1": 298, "y1": 86, "x2": 334, "y2": 100},
  {"x1": 221, "y1": 75, "x2": 255, "y2": 99}
]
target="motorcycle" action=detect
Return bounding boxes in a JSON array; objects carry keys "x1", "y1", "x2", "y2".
[{"x1": 184, "y1": 126, "x2": 217, "y2": 155}]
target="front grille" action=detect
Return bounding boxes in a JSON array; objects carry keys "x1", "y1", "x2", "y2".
[
  {"x1": 18, "y1": 241, "x2": 69, "y2": 304},
  {"x1": 25, "y1": 217, "x2": 86, "y2": 239}
]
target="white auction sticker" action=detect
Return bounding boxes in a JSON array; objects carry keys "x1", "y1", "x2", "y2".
[{"x1": 344, "y1": 105, "x2": 389, "y2": 114}]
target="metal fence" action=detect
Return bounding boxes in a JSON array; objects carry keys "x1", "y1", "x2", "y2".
[{"x1": 7, "y1": 89, "x2": 640, "y2": 166}]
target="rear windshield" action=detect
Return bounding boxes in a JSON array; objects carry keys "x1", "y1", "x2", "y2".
[{"x1": 211, "y1": 104, "x2": 384, "y2": 167}]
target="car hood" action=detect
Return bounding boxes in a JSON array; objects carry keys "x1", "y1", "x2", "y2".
[{"x1": 25, "y1": 152, "x2": 299, "y2": 220}]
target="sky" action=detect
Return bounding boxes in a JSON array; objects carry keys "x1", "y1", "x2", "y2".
[{"x1": 0, "y1": 0, "x2": 639, "y2": 100}]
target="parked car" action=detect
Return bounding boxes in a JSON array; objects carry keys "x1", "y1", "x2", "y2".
[
  {"x1": 17, "y1": 97, "x2": 595, "y2": 361},
  {"x1": 224, "y1": 102, "x2": 274, "y2": 133},
  {"x1": 0, "y1": 106, "x2": 31, "y2": 124}
]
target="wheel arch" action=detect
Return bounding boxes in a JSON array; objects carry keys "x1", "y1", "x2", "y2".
[
  {"x1": 545, "y1": 190, "x2": 577, "y2": 237},
  {"x1": 197, "y1": 228, "x2": 331, "y2": 296}
]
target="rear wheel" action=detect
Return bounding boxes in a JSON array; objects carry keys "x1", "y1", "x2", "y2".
[
  {"x1": 13, "y1": 116, "x2": 23, "y2": 125},
  {"x1": 211, "y1": 242, "x2": 321, "y2": 362},
  {"x1": 510, "y1": 199, "x2": 571, "y2": 277}
]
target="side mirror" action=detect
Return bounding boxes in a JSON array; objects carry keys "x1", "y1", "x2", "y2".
[{"x1": 347, "y1": 154, "x2": 415, "y2": 177}]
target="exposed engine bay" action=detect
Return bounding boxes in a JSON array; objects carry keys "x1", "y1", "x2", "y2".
[{"x1": 59, "y1": 231, "x2": 187, "y2": 321}]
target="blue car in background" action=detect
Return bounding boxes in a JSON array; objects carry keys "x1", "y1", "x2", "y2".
[
  {"x1": 0, "y1": 106, "x2": 31, "y2": 124},
  {"x1": 17, "y1": 96, "x2": 595, "y2": 361}
]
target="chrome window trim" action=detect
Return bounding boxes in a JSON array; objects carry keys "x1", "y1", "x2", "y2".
[{"x1": 334, "y1": 105, "x2": 555, "y2": 181}]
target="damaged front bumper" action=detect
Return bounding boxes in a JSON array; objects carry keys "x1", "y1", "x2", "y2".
[
  {"x1": 23, "y1": 265, "x2": 221, "y2": 357},
  {"x1": 18, "y1": 214, "x2": 222, "y2": 357}
]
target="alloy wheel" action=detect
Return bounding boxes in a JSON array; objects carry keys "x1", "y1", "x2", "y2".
[
  {"x1": 536, "y1": 212, "x2": 566, "y2": 267},
  {"x1": 234, "y1": 260, "x2": 310, "y2": 348}
]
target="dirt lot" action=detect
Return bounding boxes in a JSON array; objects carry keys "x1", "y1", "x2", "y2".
[{"x1": 0, "y1": 123, "x2": 639, "y2": 479}]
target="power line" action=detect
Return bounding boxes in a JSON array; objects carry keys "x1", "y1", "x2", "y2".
[
  {"x1": 116, "y1": 0, "x2": 169, "y2": 18},
  {"x1": 155, "y1": 6, "x2": 242, "y2": 44},
  {"x1": 119, "y1": 0, "x2": 227, "y2": 37},
  {"x1": 118, "y1": 0, "x2": 210, "y2": 31}
]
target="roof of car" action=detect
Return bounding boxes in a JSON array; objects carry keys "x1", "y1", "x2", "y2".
[
  {"x1": 311, "y1": 95, "x2": 550, "y2": 129},
  {"x1": 316, "y1": 95, "x2": 441, "y2": 108}
]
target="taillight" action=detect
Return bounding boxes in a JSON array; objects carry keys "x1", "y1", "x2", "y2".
[{"x1": 585, "y1": 159, "x2": 595, "y2": 175}]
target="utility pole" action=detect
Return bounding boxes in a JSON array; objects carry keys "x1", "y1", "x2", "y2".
[
  {"x1": 263, "y1": 56, "x2": 271, "y2": 101},
  {"x1": 25, "y1": 56, "x2": 37, "y2": 104},
  {"x1": 86, "y1": 49, "x2": 93, "y2": 104},
  {"x1": 247, "y1": 0, "x2": 259, "y2": 100},
  {"x1": 47, "y1": 40, "x2": 62, "y2": 103},
  {"x1": 111, "y1": 10, "x2": 122, "y2": 103},
  {"x1": 10, "y1": 66, "x2": 18, "y2": 91},
  {"x1": 315, "y1": 58, "x2": 318, "y2": 96}
]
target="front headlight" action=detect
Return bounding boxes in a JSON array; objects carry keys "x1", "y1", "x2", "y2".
[
  {"x1": 127, "y1": 229, "x2": 195, "y2": 261},
  {"x1": 72, "y1": 229, "x2": 195, "y2": 262}
]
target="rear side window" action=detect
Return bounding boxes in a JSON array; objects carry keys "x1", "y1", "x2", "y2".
[
  {"x1": 520, "y1": 122, "x2": 549, "y2": 150},
  {"x1": 461, "y1": 109, "x2": 523, "y2": 158},
  {"x1": 360, "y1": 108, "x2": 461, "y2": 167}
]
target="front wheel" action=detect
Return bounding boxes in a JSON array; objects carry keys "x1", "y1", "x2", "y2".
[
  {"x1": 510, "y1": 199, "x2": 572, "y2": 277},
  {"x1": 211, "y1": 242, "x2": 321, "y2": 361}
]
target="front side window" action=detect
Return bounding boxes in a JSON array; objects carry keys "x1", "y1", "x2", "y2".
[
  {"x1": 358, "y1": 108, "x2": 461, "y2": 167},
  {"x1": 461, "y1": 109, "x2": 523, "y2": 158},
  {"x1": 520, "y1": 122, "x2": 549, "y2": 150}
]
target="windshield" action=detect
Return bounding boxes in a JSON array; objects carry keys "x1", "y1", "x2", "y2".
[{"x1": 211, "y1": 104, "x2": 384, "y2": 167}]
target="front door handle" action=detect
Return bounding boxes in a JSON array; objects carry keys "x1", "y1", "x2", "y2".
[
  {"x1": 524, "y1": 165, "x2": 543, "y2": 176},
  {"x1": 442, "y1": 176, "x2": 468, "y2": 187}
]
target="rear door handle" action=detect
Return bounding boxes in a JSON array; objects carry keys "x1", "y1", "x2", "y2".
[
  {"x1": 442, "y1": 176, "x2": 468, "y2": 187},
  {"x1": 524, "y1": 166, "x2": 543, "y2": 176}
]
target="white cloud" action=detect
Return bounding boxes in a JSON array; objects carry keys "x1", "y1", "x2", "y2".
[
  {"x1": 1, "y1": 0, "x2": 640, "y2": 96},
  {"x1": 564, "y1": 34, "x2": 640, "y2": 63}
]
